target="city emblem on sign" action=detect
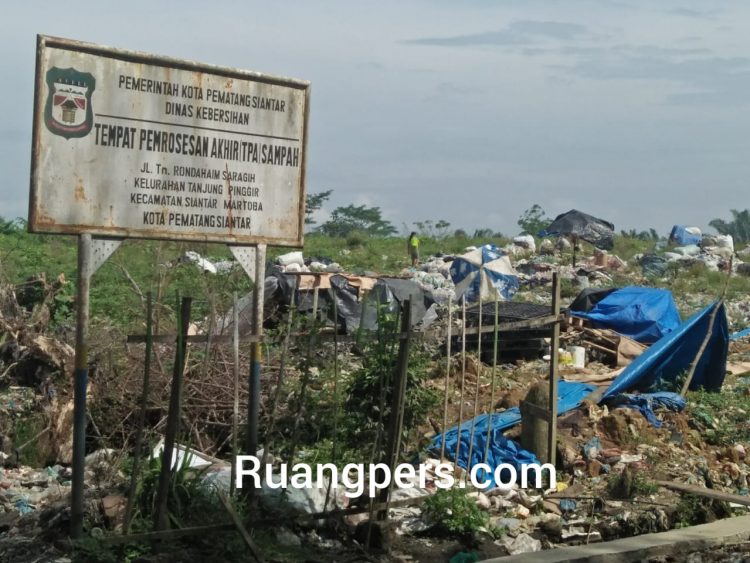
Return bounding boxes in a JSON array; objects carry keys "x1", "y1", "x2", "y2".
[{"x1": 44, "y1": 67, "x2": 96, "y2": 139}]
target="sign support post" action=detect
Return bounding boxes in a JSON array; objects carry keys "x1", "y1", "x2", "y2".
[
  {"x1": 71, "y1": 235, "x2": 121, "y2": 538},
  {"x1": 248, "y1": 244, "x2": 266, "y2": 473}
]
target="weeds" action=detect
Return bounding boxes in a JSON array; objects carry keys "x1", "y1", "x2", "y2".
[
  {"x1": 423, "y1": 488, "x2": 502, "y2": 539},
  {"x1": 608, "y1": 466, "x2": 658, "y2": 499},
  {"x1": 687, "y1": 389, "x2": 750, "y2": 446}
]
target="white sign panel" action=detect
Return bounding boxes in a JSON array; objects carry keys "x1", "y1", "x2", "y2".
[{"x1": 30, "y1": 36, "x2": 310, "y2": 246}]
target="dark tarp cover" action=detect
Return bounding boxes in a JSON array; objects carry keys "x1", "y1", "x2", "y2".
[
  {"x1": 539, "y1": 209, "x2": 615, "y2": 250},
  {"x1": 640, "y1": 254, "x2": 669, "y2": 278},
  {"x1": 568, "y1": 287, "x2": 618, "y2": 314},
  {"x1": 570, "y1": 286, "x2": 681, "y2": 344},
  {"x1": 260, "y1": 272, "x2": 438, "y2": 334},
  {"x1": 430, "y1": 381, "x2": 595, "y2": 488},
  {"x1": 602, "y1": 302, "x2": 728, "y2": 398}
]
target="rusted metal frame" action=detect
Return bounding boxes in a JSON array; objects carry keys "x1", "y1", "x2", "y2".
[
  {"x1": 40, "y1": 35, "x2": 310, "y2": 90},
  {"x1": 124, "y1": 292, "x2": 154, "y2": 533},
  {"x1": 31, "y1": 36, "x2": 310, "y2": 249}
]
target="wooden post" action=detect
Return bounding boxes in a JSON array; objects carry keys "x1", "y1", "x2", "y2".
[
  {"x1": 154, "y1": 295, "x2": 192, "y2": 530},
  {"x1": 230, "y1": 292, "x2": 240, "y2": 497},
  {"x1": 124, "y1": 292, "x2": 153, "y2": 533},
  {"x1": 378, "y1": 299, "x2": 411, "y2": 518},
  {"x1": 547, "y1": 273, "x2": 560, "y2": 466}
]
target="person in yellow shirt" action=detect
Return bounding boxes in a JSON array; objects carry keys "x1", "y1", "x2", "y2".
[{"x1": 407, "y1": 232, "x2": 420, "y2": 267}]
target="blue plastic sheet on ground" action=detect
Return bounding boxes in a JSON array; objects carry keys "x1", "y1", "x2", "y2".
[
  {"x1": 604, "y1": 392, "x2": 686, "y2": 428},
  {"x1": 603, "y1": 302, "x2": 728, "y2": 399},
  {"x1": 430, "y1": 381, "x2": 595, "y2": 488},
  {"x1": 731, "y1": 327, "x2": 750, "y2": 341},
  {"x1": 570, "y1": 287, "x2": 681, "y2": 344}
]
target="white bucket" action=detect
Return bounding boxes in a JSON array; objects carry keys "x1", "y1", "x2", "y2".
[{"x1": 569, "y1": 346, "x2": 586, "y2": 369}]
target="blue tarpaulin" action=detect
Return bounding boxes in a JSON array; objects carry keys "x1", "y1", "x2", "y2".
[
  {"x1": 430, "y1": 381, "x2": 595, "y2": 488},
  {"x1": 570, "y1": 286, "x2": 681, "y2": 344},
  {"x1": 449, "y1": 244, "x2": 519, "y2": 302},
  {"x1": 603, "y1": 302, "x2": 728, "y2": 398},
  {"x1": 669, "y1": 225, "x2": 702, "y2": 246},
  {"x1": 427, "y1": 294, "x2": 728, "y2": 487},
  {"x1": 604, "y1": 392, "x2": 686, "y2": 428},
  {"x1": 731, "y1": 327, "x2": 750, "y2": 341}
]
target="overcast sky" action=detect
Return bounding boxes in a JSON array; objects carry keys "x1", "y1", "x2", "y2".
[{"x1": 3, "y1": 1, "x2": 750, "y2": 237}]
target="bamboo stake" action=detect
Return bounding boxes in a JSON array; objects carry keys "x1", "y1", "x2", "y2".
[
  {"x1": 454, "y1": 295, "x2": 467, "y2": 471},
  {"x1": 484, "y1": 297, "x2": 499, "y2": 465},
  {"x1": 466, "y1": 295, "x2": 483, "y2": 483},
  {"x1": 440, "y1": 296, "x2": 452, "y2": 461}
]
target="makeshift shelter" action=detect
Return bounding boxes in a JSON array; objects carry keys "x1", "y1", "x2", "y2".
[
  {"x1": 569, "y1": 286, "x2": 681, "y2": 344},
  {"x1": 432, "y1": 294, "x2": 729, "y2": 486},
  {"x1": 602, "y1": 302, "x2": 729, "y2": 398},
  {"x1": 449, "y1": 244, "x2": 519, "y2": 302},
  {"x1": 539, "y1": 209, "x2": 615, "y2": 250}
]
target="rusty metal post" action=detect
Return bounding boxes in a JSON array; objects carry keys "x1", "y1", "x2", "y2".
[
  {"x1": 71, "y1": 234, "x2": 92, "y2": 538},
  {"x1": 247, "y1": 244, "x2": 266, "y2": 467},
  {"x1": 547, "y1": 273, "x2": 561, "y2": 466}
]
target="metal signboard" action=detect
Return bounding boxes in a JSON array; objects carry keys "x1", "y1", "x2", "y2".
[{"x1": 30, "y1": 35, "x2": 310, "y2": 246}]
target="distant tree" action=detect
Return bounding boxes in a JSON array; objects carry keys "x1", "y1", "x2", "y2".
[
  {"x1": 473, "y1": 228, "x2": 494, "y2": 239},
  {"x1": 318, "y1": 204, "x2": 396, "y2": 237},
  {"x1": 304, "y1": 190, "x2": 333, "y2": 225},
  {"x1": 620, "y1": 228, "x2": 659, "y2": 241},
  {"x1": 709, "y1": 209, "x2": 750, "y2": 243},
  {"x1": 0, "y1": 217, "x2": 23, "y2": 234},
  {"x1": 413, "y1": 219, "x2": 452, "y2": 239},
  {"x1": 517, "y1": 204, "x2": 552, "y2": 236},
  {"x1": 454, "y1": 229, "x2": 468, "y2": 238}
]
